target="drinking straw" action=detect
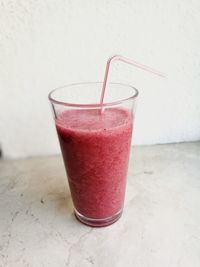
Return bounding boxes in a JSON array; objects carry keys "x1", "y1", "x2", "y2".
[{"x1": 100, "y1": 55, "x2": 165, "y2": 112}]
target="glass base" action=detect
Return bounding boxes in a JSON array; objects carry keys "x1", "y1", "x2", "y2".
[{"x1": 74, "y1": 209, "x2": 122, "y2": 227}]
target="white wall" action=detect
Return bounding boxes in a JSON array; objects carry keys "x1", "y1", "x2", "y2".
[{"x1": 0, "y1": 0, "x2": 200, "y2": 158}]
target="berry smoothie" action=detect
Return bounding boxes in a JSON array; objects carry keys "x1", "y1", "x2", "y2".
[{"x1": 56, "y1": 108, "x2": 133, "y2": 220}]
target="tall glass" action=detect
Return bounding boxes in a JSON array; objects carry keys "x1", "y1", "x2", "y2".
[{"x1": 48, "y1": 82, "x2": 138, "y2": 227}]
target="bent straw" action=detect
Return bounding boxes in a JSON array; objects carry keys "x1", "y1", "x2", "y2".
[{"x1": 100, "y1": 55, "x2": 165, "y2": 111}]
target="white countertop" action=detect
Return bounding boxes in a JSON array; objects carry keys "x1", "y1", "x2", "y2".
[{"x1": 0, "y1": 142, "x2": 200, "y2": 267}]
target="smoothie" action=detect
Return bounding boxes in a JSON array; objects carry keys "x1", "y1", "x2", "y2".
[{"x1": 56, "y1": 107, "x2": 133, "y2": 220}]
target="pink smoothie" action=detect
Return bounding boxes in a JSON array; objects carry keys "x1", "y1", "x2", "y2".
[{"x1": 56, "y1": 108, "x2": 133, "y2": 219}]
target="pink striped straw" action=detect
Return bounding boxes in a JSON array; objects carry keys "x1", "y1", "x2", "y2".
[{"x1": 100, "y1": 55, "x2": 165, "y2": 111}]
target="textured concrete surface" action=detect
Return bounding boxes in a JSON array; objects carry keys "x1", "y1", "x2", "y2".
[
  {"x1": 0, "y1": 1, "x2": 200, "y2": 157},
  {"x1": 0, "y1": 142, "x2": 200, "y2": 266}
]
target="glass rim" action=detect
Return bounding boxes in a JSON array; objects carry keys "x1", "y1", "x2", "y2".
[{"x1": 48, "y1": 82, "x2": 139, "y2": 108}]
